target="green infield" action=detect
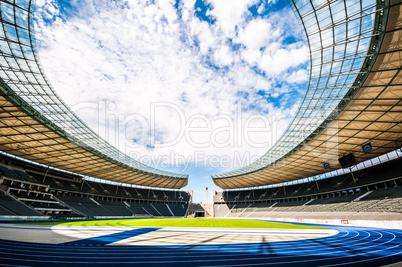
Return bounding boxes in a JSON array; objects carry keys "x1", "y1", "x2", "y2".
[{"x1": 27, "y1": 218, "x2": 328, "y2": 229}]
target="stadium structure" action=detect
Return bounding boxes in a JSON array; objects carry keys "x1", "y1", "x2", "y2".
[
  {"x1": 210, "y1": 0, "x2": 402, "y2": 226},
  {"x1": 0, "y1": 0, "x2": 191, "y2": 219},
  {"x1": 0, "y1": 0, "x2": 402, "y2": 266}
]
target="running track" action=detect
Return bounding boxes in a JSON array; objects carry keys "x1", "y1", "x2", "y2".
[{"x1": 0, "y1": 222, "x2": 401, "y2": 266}]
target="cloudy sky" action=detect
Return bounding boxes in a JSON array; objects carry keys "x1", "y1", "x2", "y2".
[{"x1": 34, "y1": 0, "x2": 308, "y2": 202}]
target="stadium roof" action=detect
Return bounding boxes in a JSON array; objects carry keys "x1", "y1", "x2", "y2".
[
  {"x1": 0, "y1": 0, "x2": 187, "y2": 189},
  {"x1": 212, "y1": 0, "x2": 402, "y2": 189}
]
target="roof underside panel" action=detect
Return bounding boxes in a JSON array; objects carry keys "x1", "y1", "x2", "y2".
[
  {"x1": 213, "y1": 0, "x2": 402, "y2": 189},
  {"x1": 0, "y1": 0, "x2": 188, "y2": 189}
]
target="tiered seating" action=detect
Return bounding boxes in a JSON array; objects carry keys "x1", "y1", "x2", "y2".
[
  {"x1": 5, "y1": 183, "x2": 74, "y2": 216},
  {"x1": 361, "y1": 186, "x2": 402, "y2": 200},
  {"x1": 56, "y1": 195, "x2": 113, "y2": 217},
  {"x1": 0, "y1": 165, "x2": 36, "y2": 182},
  {"x1": 39, "y1": 177, "x2": 80, "y2": 192},
  {"x1": 54, "y1": 195, "x2": 186, "y2": 218},
  {"x1": 150, "y1": 203, "x2": 172, "y2": 216},
  {"x1": 13, "y1": 190, "x2": 53, "y2": 202},
  {"x1": 217, "y1": 157, "x2": 402, "y2": 203},
  {"x1": 223, "y1": 186, "x2": 402, "y2": 219},
  {"x1": 126, "y1": 202, "x2": 153, "y2": 215},
  {"x1": 0, "y1": 154, "x2": 190, "y2": 219},
  {"x1": 213, "y1": 203, "x2": 230, "y2": 217},
  {"x1": 388, "y1": 199, "x2": 402, "y2": 213},
  {"x1": 168, "y1": 203, "x2": 188, "y2": 216},
  {"x1": 96, "y1": 200, "x2": 133, "y2": 216},
  {"x1": 47, "y1": 177, "x2": 190, "y2": 203},
  {"x1": 0, "y1": 191, "x2": 42, "y2": 216},
  {"x1": 0, "y1": 205, "x2": 15, "y2": 215},
  {"x1": 214, "y1": 156, "x2": 402, "y2": 220}
]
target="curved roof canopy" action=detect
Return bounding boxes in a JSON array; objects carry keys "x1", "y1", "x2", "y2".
[
  {"x1": 213, "y1": 0, "x2": 402, "y2": 189},
  {"x1": 0, "y1": 0, "x2": 187, "y2": 188}
]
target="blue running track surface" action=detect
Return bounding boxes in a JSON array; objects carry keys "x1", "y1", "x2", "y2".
[{"x1": 0, "y1": 223, "x2": 401, "y2": 266}]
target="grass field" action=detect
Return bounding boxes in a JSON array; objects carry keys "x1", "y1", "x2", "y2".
[{"x1": 27, "y1": 218, "x2": 327, "y2": 229}]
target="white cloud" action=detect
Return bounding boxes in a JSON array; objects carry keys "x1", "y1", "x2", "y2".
[
  {"x1": 286, "y1": 69, "x2": 308, "y2": 83},
  {"x1": 214, "y1": 46, "x2": 233, "y2": 66},
  {"x1": 258, "y1": 42, "x2": 308, "y2": 77},
  {"x1": 237, "y1": 19, "x2": 276, "y2": 49},
  {"x1": 34, "y1": 0, "x2": 307, "y2": 174},
  {"x1": 206, "y1": 0, "x2": 258, "y2": 36}
]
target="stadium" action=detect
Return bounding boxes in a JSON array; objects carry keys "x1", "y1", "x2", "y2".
[{"x1": 0, "y1": 0, "x2": 401, "y2": 266}]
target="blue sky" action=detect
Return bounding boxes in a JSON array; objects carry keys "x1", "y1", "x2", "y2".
[{"x1": 34, "y1": 0, "x2": 308, "y2": 203}]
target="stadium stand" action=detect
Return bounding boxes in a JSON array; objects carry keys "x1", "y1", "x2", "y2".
[
  {"x1": 0, "y1": 191, "x2": 42, "y2": 216},
  {"x1": 213, "y1": 156, "x2": 402, "y2": 221},
  {"x1": 0, "y1": 154, "x2": 190, "y2": 218}
]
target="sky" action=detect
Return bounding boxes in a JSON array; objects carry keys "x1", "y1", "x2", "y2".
[{"x1": 33, "y1": 0, "x2": 308, "y2": 203}]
